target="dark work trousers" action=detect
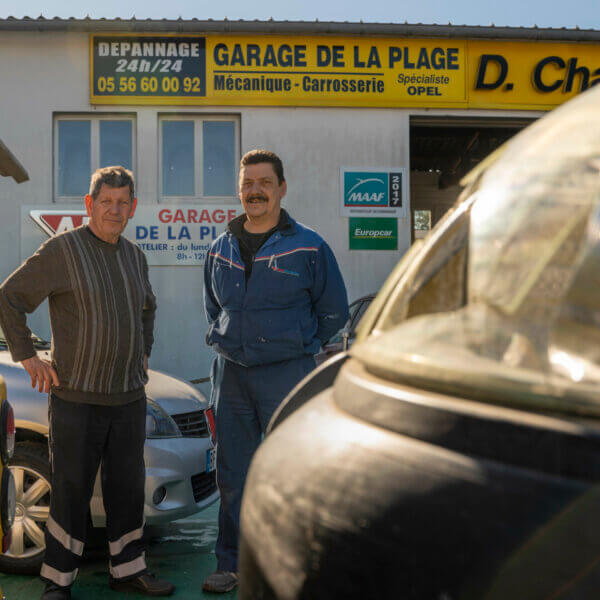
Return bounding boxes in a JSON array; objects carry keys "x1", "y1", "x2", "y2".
[
  {"x1": 40, "y1": 394, "x2": 147, "y2": 589},
  {"x1": 213, "y1": 354, "x2": 316, "y2": 572}
]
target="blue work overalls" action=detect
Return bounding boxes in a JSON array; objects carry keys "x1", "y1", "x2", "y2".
[{"x1": 204, "y1": 214, "x2": 349, "y2": 571}]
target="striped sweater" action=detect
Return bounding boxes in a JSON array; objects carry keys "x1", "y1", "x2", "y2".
[{"x1": 0, "y1": 226, "x2": 156, "y2": 405}]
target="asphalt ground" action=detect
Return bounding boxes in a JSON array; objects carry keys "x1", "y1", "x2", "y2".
[{"x1": 0, "y1": 502, "x2": 238, "y2": 600}]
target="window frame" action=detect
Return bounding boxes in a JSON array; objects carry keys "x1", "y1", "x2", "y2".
[
  {"x1": 373, "y1": 193, "x2": 476, "y2": 336},
  {"x1": 350, "y1": 299, "x2": 372, "y2": 335},
  {"x1": 158, "y1": 113, "x2": 240, "y2": 204},
  {"x1": 53, "y1": 113, "x2": 136, "y2": 203}
]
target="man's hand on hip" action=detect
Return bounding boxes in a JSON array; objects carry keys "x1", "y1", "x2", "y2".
[{"x1": 21, "y1": 356, "x2": 59, "y2": 393}]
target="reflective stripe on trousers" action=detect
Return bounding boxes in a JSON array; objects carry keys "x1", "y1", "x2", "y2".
[
  {"x1": 46, "y1": 515, "x2": 84, "y2": 557},
  {"x1": 109, "y1": 521, "x2": 145, "y2": 557},
  {"x1": 40, "y1": 564, "x2": 78, "y2": 588},
  {"x1": 109, "y1": 553, "x2": 147, "y2": 580}
]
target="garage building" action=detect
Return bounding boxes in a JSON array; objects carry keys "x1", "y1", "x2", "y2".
[{"x1": 0, "y1": 17, "x2": 598, "y2": 383}]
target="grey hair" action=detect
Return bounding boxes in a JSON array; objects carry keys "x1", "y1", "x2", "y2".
[{"x1": 89, "y1": 166, "x2": 135, "y2": 200}]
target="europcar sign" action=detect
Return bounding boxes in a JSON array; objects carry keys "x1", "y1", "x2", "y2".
[
  {"x1": 340, "y1": 168, "x2": 406, "y2": 217},
  {"x1": 349, "y1": 217, "x2": 398, "y2": 250}
]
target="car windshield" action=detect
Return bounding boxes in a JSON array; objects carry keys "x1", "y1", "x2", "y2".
[
  {"x1": 354, "y1": 88, "x2": 600, "y2": 416},
  {"x1": 0, "y1": 324, "x2": 50, "y2": 350}
]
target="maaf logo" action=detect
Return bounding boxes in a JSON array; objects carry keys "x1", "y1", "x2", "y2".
[
  {"x1": 344, "y1": 172, "x2": 388, "y2": 207},
  {"x1": 30, "y1": 210, "x2": 89, "y2": 237}
]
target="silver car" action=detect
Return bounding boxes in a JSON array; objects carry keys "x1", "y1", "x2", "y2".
[{"x1": 0, "y1": 327, "x2": 218, "y2": 574}]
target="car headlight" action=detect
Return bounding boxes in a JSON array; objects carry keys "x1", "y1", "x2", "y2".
[
  {"x1": 205, "y1": 392, "x2": 215, "y2": 411},
  {"x1": 145, "y1": 398, "x2": 181, "y2": 438}
]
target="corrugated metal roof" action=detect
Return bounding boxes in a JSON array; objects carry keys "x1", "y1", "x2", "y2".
[{"x1": 0, "y1": 17, "x2": 598, "y2": 41}]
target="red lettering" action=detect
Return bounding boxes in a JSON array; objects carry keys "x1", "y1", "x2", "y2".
[
  {"x1": 159, "y1": 209, "x2": 172, "y2": 223},
  {"x1": 157, "y1": 208, "x2": 237, "y2": 225}
]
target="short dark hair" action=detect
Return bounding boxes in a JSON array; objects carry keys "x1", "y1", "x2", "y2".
[
  {"x1": 240, "y1": 150, "x2": 285, "y2": 184},
  {"x1": 89, "y1": 166, "x2": 135, "y2": 200}
]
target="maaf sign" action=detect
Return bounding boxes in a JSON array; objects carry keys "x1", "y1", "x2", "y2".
[
  {"x1": 29, "y1": 205, "x2": 242, "y2": 266},
  {"x1": 340, "y1": 168, "x2": 406, "y2": 217}
]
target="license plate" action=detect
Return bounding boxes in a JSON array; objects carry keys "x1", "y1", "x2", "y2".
[{"x1": 206, "y1": 448, "x2": 217, "y2": 473}]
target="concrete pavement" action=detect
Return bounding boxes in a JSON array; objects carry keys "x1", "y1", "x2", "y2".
[{"x1": 0, "y1": 502, "x2": 238, "y2": 600}]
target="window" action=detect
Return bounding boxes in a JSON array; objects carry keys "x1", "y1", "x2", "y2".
[
  {"x1": 159, "y1": 116, "x2": 238, "y2": 200},
  {"x1": 54, "y1": 115, "x2": 135, "y2": 201}
]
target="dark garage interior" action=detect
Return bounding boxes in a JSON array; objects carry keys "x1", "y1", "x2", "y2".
[{"x1": 410, "y1": 117, "x2": 533, "y2": 239}]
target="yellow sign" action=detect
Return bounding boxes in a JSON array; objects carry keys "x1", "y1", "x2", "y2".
[
  {"x1": 90, "y1": 34, "x2": 600, "y2": 110},
  {"x1": 467, "y1": 41, "x2": 600, "y2": 109},
  {"x1": 206, "y1": 36, "x2": 466, "y2": 107}
]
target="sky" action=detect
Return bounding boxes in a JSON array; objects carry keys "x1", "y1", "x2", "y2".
[{"x1": 0, "y1": 0, "x2": 598, "y2": 30}]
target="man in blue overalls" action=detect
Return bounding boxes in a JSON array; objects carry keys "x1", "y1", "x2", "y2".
[{"x1": 202, "y1": 149, "x2": 349, "y2": 593}]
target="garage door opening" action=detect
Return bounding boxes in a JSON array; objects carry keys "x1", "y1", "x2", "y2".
[{"x1": 410, "y1": 117, "x2": 534, "y2": 241}]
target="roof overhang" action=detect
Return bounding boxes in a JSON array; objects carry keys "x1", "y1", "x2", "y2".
[
  {"x1": 0, "y1": 139, "x2": 29, "y2": 183},
  {"x1": 0, "y1": 18, "x2": 599, "y2": 42}
]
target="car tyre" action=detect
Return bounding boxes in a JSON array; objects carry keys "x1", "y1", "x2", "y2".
[{"x1": 0, "y1": 441, "x2": 51, "y2": 574}]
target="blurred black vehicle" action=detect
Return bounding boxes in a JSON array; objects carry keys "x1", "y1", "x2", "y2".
[{"x1": 238, "y1": 85, "x2": 600, "y2": 600}]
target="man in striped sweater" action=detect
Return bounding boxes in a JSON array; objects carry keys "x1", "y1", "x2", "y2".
[{"x1": 0, "y1": 167, "x2": 174, "y2": 599}]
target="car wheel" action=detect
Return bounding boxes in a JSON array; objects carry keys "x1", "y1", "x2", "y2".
[{"x1": 0, "y1": 441, "x2": 51, "y2": 574}]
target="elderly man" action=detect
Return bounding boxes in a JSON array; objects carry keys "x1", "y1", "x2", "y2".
[
  {"x1": 203, "y1": 149, "x2": 349, "y2": 592},
  {"x1": 0, "y1": 167, "x2": 174, "y2": 599}
]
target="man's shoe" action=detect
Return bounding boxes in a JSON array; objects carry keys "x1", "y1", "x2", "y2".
[
  {"x1": 109, "y1": 572, "x2": 175, "y2": 597},
  {"x1": 202, "y1": 571, "x2": 238, "y2": 593},
  {"x1": 41, "y1": 582, "x2": 71, "y2": 599}
]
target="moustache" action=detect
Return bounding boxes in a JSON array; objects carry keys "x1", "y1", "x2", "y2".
[{"x1": 247, "y1": 194, "x2": 268, "y2": 203}]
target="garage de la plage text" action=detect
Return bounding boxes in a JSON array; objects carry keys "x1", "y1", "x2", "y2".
[{"x1": 212, "y1": 43, "x2": 458, "y2": 94}]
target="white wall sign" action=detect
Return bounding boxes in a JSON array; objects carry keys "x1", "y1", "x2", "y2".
[
  {"x1": 340, "y1": 167, "x2": 407, "y2": 217},
  {"x1": 28, "y1": 205, "x2": 243, "y2": 266},
  {"x1": 128, "y1": 205, "x2": 242, "y2": 265}
]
